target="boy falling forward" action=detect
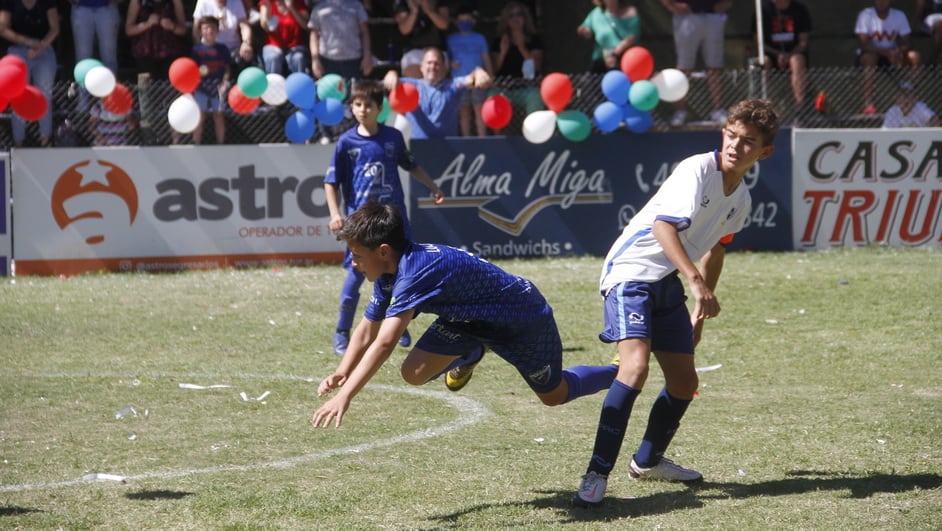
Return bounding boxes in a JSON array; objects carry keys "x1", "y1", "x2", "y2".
[
  {"x1": 312, "y1": 201, "x2": 618, "y2": 429},
  {"x1": 324, "y1": 80, "x2": 444, "y2": 356},
  {"x1": 574, "y1": 99, "x2": 780, "y2": 506}
]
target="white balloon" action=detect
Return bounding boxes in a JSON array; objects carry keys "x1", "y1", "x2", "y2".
[
  {"x1": 392, "y1": 112, "x2": 412, "y2": 145},
  {"x1": 651, "y1": 68, "x2": 690, "y2": 103},
  {"x1": 522, "y1": 110, "x2": 556, "y2": 144},
  {"x1": 168, "y1": 94, "x2": 201, "y2": 134},
  {"x1": 85, "y1": 65, "x2": 117, "y2": 98},
  {"x1": 261, "y1": 73, "x2": 287, "y2": 106}
]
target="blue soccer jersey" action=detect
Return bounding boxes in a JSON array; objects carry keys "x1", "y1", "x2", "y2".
[
  {"x1": 364, "y1": 243, "x2": 549, "y2": 324},
  {"x1": 325, "y1": 124, "x2": 419, "y2": 222}
]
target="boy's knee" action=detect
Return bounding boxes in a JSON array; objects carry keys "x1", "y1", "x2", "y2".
[{"x1": 399, "y1": 365, "x2": 428, "y2": 386}]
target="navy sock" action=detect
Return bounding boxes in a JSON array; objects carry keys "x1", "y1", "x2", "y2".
[
  {"x1": 336, "y1": 269, "x2": 364, "y2": 330},
  {"x1": 634, "y1": 387, "x2": 692, "y2": 468},
  {"x1": 561, "y1": 364, "x2": 618, "y2": 403},
  {"x1": 586, "y1": 380, "x2": 640, "y2": 476}
]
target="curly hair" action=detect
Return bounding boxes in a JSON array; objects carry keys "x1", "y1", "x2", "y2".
[{"x1": 727, "y1": 99, "x2": 780, "y2": 146}]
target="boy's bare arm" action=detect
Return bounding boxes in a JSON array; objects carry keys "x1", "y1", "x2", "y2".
[
  {"x1": 408, "y1": 166, "x2": 444, "y2": 203},
  {"x1": 652, "y1": 219, "x2": 719, "y2": 321},
  {"x1": 324, "y1": 182, "x2": 344, "y2": 231}
]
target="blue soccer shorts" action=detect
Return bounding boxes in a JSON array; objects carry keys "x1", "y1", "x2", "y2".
[
  {"x1": 599, "y1": 272, "x2": 695, "y2": 354},
  {"x1": 414, "y1": 308, "x2": 564, "y2": 394}
]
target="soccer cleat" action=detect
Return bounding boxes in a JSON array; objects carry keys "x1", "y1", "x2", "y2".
[
  {"x1": 399, "y1": 328, "x2": 412, "y2": 348},
  {"x1": 814, "y1": 91, "x2": 827, "y2": 113},
  {"x1": 862, "y1": 104, "x2": 877, "y2": 115},
  {"x1": 333, "y1": 330, "x2": 350, "y2": 356},
  {"x1": 669, "y1": 109, "x2": 687, "y2": 127},
  {"x1": 573, "y1": 471, "x2": 608, "y2": 507},
  {"x1": 628, "y1": 457, "x2": 702, "y2": 483},
  {"x1": 444, "y1": 359, "x2": 480, "y2": 392}
]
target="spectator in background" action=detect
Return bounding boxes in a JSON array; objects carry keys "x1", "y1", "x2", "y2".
[
  {"x1": 915, "y1": 0, "x2": 942, "y2": 64},
  {"x1": 752, "y1": 0, "x2": 811, "y2": 111},
  {"x1": 89, "y1": 99, "x2": 138, "y2": 145},
  {"x1": 0, "y1": 0, "x2": 59, "y2": 147},
  {"x1": 855, "y1": 0, "x2": 920, "y2": 115},
  {"x1": 383, "y1": 46, "x2": 491, "y2": 139},
  {"x1": 192, "y1": 0, "x2": 256, "y2": 72},
  {"x1": 447, "y1": 6, "x2": 492, "y2": 136},
  {"x1": 881, "y1": 81, "x2": 939, "y2": 127},
  {"x1": 577, "y1": 0, "x2": 640, "y2": 74},
  {"x1": 259, "y1": 0, "x2": 309, "y2": 75},
  {"x1": 658, "y1": 0, "x2": 732, "y2": 127},
  {"x1": 394, "y1": 0, "x2": 449, "y2": 78},
  {"x1": 490, "y1": 1, "x2": 544, "y2": 131},
  {"x1": 125, "y1": 0, "x2": 188, "y2": 80},
  {"x1": 192, "y1": 16, "x2": 232, "y2": 144},
  {"x1": 71, "y1": 0, "x2": 121, "y2": 74},
  {"x1": 308, "y1": 0, "x2": 372, "y2": 80}
]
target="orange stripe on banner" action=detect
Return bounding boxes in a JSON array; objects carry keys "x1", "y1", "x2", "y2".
[{"x1": 14, "y1": 252, "x2": 345, "y2": 276}]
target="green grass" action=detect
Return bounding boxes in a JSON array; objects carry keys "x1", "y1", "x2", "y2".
[{"x1": 1, "y1": 248, "x2": 940, "y2": 529}]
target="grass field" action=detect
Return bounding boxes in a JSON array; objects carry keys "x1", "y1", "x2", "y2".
[{"x1": 1, "y1": 248, "x2": 940, "y2": 529}]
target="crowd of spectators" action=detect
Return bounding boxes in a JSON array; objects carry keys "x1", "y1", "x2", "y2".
[{"x1": 0, "y1": 0, "x2": 939, "y2": 147}]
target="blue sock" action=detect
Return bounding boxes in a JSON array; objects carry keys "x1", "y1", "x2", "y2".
[
  {"x1": 634, "y1": 387, "x2": 692, "y2": 468},
  {"x1": 336, "y1": 269, "x2": 364, "y2": 330},
  {"x1": 561, "y1": 364, "x2": 618, "y2": 403},
  {"x1": 587, "y1": 380, "x2": 640, "y2": 475}
]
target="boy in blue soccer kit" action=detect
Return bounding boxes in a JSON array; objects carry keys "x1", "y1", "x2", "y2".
[
  {"x1": 312, "y1": 201, "x2": 619, "y2": 429},
  {"x1": 324, "y1": 80, "x2": 444, "y2": 356},
  {"x1": 574, "y1": 99, "x2": 780, "y2": 506}
]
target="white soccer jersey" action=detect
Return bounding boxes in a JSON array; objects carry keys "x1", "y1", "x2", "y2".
[
  {"x1": 600, "y1": 151, "x2": 751, "y2": 294},
  {"x1": 855, "y1": 7, "x2": 911, "y2": 50}
]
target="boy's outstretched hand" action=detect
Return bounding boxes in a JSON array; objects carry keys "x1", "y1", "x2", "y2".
[
  {"x1": 312, "y1": 393, "x2": 351, "y2": 429},
  {"x1": 317, "y1": 373, "x2": 346, "y2": 397}
]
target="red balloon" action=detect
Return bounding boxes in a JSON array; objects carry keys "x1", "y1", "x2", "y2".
[
  {"x1": 0, "y1": 58, "x2": 28, "y2": 100},
  {"x1": 11, "y1": 85, "x2": 47, "y2": 121},
  {"x1": 620, "y1": 46, "x2": 654, "y2": 82},
  {"x1": 389, "y1": 82, "x2": 419, "y2": 114},
  {"x1": 481, "y1": 94, "x2": 512, "y2": 130},
  {"x1": 228, "y1": 85, "x2": 260, "y2": 114},
  {"x1": 169, "y1": 57, "x2": 200, "y2": 94},
  {"x1": 540, "y1": 73, "x2": 572, "y2": 113},
  {"x1": 103, "y1": 82, "x2": 133, "y2": 115},
  {"x1": 0, "y1": 95, "x2": 7, "y2": 113}
]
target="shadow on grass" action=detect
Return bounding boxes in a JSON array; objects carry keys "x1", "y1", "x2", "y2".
[
  {"x1": 125, "y1": 490, "x2": 194, "y2": 501},
  {"x1": 0, "y1": 506, "x2": 43, "y2": 517},
  {"x1": 423, "y1": 471, "x2": 941, "y2": 527},
  {"x1": 699, "y1": 470, "x2": 942, "y2": 500}
]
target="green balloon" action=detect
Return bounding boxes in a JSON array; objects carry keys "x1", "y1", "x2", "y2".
[
  {"x1": 317, "y1": 73, "x2": 347, "y2": 101},
  {"x1": 628, "y1": 80, "x2": 660, "y2": 112},
  {"x1": 73, "y1": 58, "x2": 103, "y2": 88},
  {"x1": 556, "y1": 110, "x2": 592, "y2": 142},
  {"x1": 377, "y1": 97, "x2": 391, "y2": 123},
  {"x1": 237, "y1": 67, "x2": 268, "y2": 99}
]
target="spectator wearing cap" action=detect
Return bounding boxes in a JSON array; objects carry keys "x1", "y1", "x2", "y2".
[{"x1": 881, "y1": 81, "x2": 939, "y2": 127}]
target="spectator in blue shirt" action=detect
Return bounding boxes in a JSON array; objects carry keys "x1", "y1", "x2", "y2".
[{"x1": 447, "y1": 6, "x2": 492, "y2": 136}]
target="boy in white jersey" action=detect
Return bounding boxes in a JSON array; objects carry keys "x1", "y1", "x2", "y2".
[{"x1": 574, "y1": 99, "x2": 779, "y2": 507}]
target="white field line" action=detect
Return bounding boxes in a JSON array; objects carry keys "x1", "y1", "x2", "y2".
[{"x1": 0, "y1": 381, "x2": 490, "y2": 493}]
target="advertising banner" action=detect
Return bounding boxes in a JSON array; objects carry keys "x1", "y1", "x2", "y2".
[
  {"x1": 793, "y1": 129, "x2": 942, "y2": 249},
  {"x1": 409, "y1": 129, "x2": 793, "y2": 257},
  {"x1": 1, "y1": 154, "x2": 9, "y2": 276},
  {"x1": 12, "y1": 145, "x2": 345, "y2": 275}
]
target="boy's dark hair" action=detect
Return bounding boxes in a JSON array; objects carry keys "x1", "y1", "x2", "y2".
[
  {"x1": 349, "y1": 79, "x2": 385, "y2": 108},
  {"x1": 337, "y1": 200, "x2": 408, "y2": 254},
  {"x1": 726, "y1": 99, "x2": 780, "y2": 146},
  {"x1": 199, "y1": 16, "x2": 220, "y2": 30}
]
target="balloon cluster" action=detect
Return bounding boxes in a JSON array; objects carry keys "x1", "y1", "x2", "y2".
[
  {"x1": 592, "y1": 47, "x2": 689, "y2": 134},
  {"x1": 520, "y1": 73, "x2": 592, "y2": 143},
  {"x1": 0, "y1": 54, "x2": 47, "y2": 121},
  {"x1": 74, "y1": 58, "x2": 133, "y2": 116},
  {"x1": 282, "y1": 71, "x2": 347, "y2": 143}
]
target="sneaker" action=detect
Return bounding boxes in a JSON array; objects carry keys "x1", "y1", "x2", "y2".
[
  {"x1": 862, "y1": 104, "x2": 877, "y2": 115},
  {"x1": 573, "y1": 471, "x2": 608, "y2": 507},
  {"x1": 628, "y1": 457, "x2": 702, "y2": 483},
  {"x1": 669, "y1": 109, "x2": 687, "y2": 127},
  {"x1": 333, "y1": 330, "x2": 350, "y2": 356},
  {"x1": 710, "y1": 109, "x2": 728, "y2": 125},
  {"x1": 399, "y1": 328, "x2": 411, "y2": 348},
  {"x1": 444, "y1": 359, "x2": 480, "y2": 392}
]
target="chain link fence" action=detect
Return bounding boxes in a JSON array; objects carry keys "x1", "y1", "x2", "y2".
[{"x1": 2, "y1": 64, "x2": 939, "y2": 149}]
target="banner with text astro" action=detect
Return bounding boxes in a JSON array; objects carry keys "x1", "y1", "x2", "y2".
[
  {"x1": 409, "y1": 130, "x2": 793, "y2": 258},
  {"x1": 12, "y1": 145, "x2": 344, "y2": 275}
]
